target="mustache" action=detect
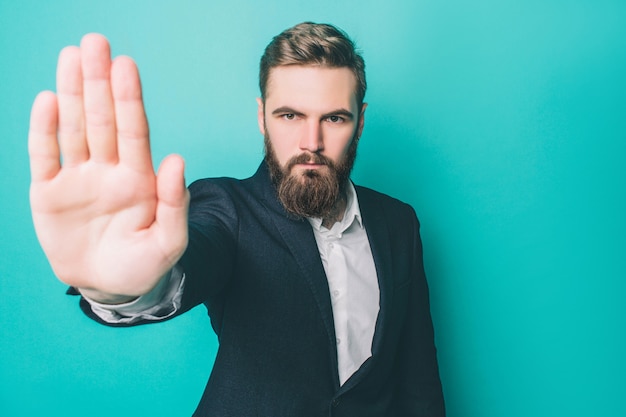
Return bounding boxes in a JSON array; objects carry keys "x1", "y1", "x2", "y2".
[{"x1": 286, "y1": 152, "x2": 336, "y2": 171}]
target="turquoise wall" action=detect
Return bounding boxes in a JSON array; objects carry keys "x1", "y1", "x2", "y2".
[{"x1": 1, "y1": 1, "x2": 624, "y2": 416}]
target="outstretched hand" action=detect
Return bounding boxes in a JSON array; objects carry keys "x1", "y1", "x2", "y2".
[{"x1": 29, "y1": 34, "x2": 189, "y2": 299}]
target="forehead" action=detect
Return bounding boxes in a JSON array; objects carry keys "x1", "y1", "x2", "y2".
[{"x1": 265, "y1": 65, "x2": 358, "y2": 111}]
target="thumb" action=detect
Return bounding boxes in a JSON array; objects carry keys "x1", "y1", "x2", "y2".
[{"x1": 154, "y1": 154, "x2": 189, "y2": 260}]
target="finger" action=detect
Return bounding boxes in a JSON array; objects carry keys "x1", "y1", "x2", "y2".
[
  {"x1": 154, "y1": 155, "x2": 189, "y2": 259},
  {"x1": 28, "y1": 91, "x2": 61, "y2": 182},
  {"x1": 56, "y1": 46, "x2": 88, "y2": 165},
  {"x1": 81, "y1": 33, "x2": 118, "y2": 163},
  {"x1": 111, "y1": 56, "x2": 153, "y2": 173}
]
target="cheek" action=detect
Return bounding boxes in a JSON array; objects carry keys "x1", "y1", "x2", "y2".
[
  {"x1": 267, "y1": 128, "x2": 297, "y2": 165},
  {"x1": 326, "y1": 129, "x2": 356, "y2": 161}
]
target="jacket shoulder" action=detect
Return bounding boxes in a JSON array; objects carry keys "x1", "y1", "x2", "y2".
[{"x1": 354, "y1": 184, "x2": 420, "y2": 224}]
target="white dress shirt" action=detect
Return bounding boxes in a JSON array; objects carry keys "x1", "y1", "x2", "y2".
[
  {"x1": 307, "y1": 182, "x2": 379, "y2": 384},
  {"x1": 84, "y1": 182, "x2": 380, "y2": 385}
]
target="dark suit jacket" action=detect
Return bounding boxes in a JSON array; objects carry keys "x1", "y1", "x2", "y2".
[{"x1": 78, "y1": 162, "x2": 445, "y2": 417}]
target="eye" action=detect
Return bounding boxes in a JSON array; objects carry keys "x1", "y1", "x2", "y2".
[
  {"x1": 326, "y1": 115, "x2": 345, "y2": 124},
  {"x1": 282, "y1": 113, "x2": 296, "y2": 120}
]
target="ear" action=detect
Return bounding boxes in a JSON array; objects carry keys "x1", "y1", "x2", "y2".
[
  {"x1": 256, "y1": 97, "x2": 266, "y2": 136},
  {"x1": 356, "y1": 103, "x2": 367, "y2": 139}
]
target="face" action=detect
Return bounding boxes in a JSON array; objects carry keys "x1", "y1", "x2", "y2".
[{"x1": 257, "y1": 65, "x2": 367, "y2": 218}]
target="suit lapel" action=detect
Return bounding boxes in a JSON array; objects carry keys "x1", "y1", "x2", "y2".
[
  {"x1": 270, "y1": 213, "x2": 338, "y2": 351},
  {"x1": 357, "y1": 187, "x2": 394, "y2": 360},
  {"x1": 251, "y1": 164, "x2": 341, "y2": 388}
]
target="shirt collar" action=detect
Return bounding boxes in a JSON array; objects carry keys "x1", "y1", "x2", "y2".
[{"x1": 308, "y1": 181, "x2": 363, "y2": 233}]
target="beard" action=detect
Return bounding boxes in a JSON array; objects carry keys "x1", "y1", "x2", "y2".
[{"x1": 264, "y1": 131, "x2": 359, "y2": 219}]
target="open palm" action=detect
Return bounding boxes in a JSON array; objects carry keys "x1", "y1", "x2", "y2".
[{"x1": 29, "y1": 34, "x2": 189, "y2": 298}]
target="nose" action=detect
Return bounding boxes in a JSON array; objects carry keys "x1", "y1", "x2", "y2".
[{"x1": 299, "y1": 121, "x2": 323, "y2": 153}]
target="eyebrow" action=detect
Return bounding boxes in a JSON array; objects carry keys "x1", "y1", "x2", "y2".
[
  {"x1": 322, "y1": 109, "x2": 355, "y2": 120},
  {"x1": 271, "y1": 106, "x2": 355, "y2": 120},
  {"x1": 271, "y1": 106, "x2": 304, "y2": 116}
]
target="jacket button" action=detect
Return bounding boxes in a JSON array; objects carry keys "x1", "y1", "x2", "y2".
[{"x1": 332, "y1": 398, "x2": 341, "y2": 407}]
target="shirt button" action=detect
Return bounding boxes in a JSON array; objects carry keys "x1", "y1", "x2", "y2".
[
  {"x1": 336, "y1": 338, "x2": 341, "y2": 345},
  {"x1": 328, "y1": 243, "x2": 334, "y2": 249}
]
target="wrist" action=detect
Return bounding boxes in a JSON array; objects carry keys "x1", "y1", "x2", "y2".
[{"x1": 77, "y1": 288, "x2": 138, "y2": 305}]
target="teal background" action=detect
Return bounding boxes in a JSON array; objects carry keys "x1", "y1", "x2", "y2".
[{"x1": 1, "y1": 0, "x2": 625, "y2": 416}]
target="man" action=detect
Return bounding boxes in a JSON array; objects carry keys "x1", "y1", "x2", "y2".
[{"x1": 29, "y1": 22, "x2": 445, "y2": 416}]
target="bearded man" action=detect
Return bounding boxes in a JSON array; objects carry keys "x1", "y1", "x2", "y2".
[{"x1": 28, "y1": 22, "x2": 445, "y2": 416}]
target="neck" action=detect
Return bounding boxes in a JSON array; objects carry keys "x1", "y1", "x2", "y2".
[{"x1": 321, "y1": 191, "x2": 347, "y2": 229}]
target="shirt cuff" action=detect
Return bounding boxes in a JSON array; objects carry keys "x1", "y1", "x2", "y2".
[{"x1": 82, "y1": 264, "x2": 185, "y2": 324}]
